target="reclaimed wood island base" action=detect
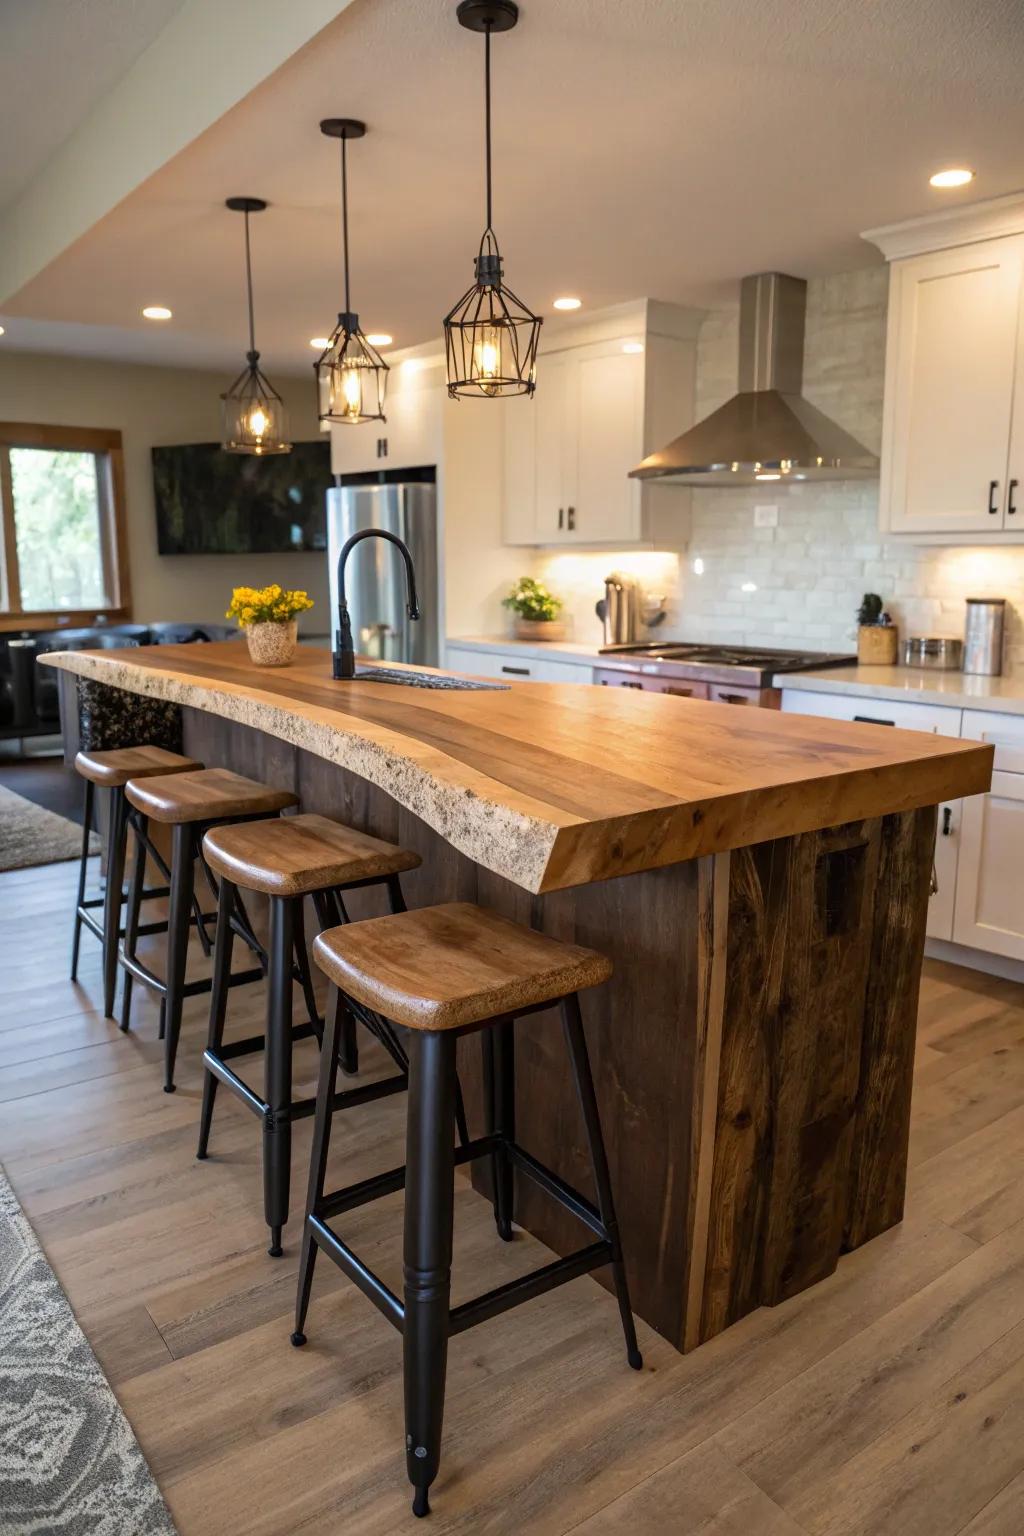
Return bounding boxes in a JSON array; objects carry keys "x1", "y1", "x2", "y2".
[{"x1": 45, "y1": 643, "x2": 992, "y2": 1354}]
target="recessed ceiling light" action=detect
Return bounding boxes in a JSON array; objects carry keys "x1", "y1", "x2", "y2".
[
  {"x1": 0, "y1": 326, "x2": 5, "y2": 337},
  {"x1": 366, "y1": 333, "x2": 393, "y2": 347},
  {"x1": 929, "y1": 167, "x2": 975, "y2": 189},
  {"x1": 622, "y1": 341, "x2": 644, "y2": 354},
  {"x1": 142, "y1": 305, "x2": 172, "y2": 321},
  {"x1": 553, "y1": 297, "x2": 582, "y2": 311},
  {"x1": 310, "y1": 337, "x2": 330, "y2": 349}
]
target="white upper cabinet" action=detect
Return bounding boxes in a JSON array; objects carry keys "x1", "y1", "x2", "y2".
[
  {"x1": 866, "y1": 195, "x2": 1024, "y2": 541},
  {"x1": 501, "y1": 301, "x2": 699, "y2": 546},
  {"x1": 330, "y1": 357, "x2": 443, "y2": 476}
]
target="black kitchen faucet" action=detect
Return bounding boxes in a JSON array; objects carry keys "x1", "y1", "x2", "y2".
[{"x1": 332, "y1": 528, "x2": 420, "y2": 679}]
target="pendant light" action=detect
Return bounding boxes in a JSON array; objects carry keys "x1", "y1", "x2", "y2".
[
  {"x1": 221, "y1": 197, "x2": 291, "y2": 455},
  {"x1": 443, "y1": 0, "x2": 541, "y2": 400},
  {"x1": 315, "y1": 119, "x2": 388, "y2": 426}
]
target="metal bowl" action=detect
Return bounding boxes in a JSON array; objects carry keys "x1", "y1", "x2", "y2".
[{"x1": 903, "y1": 636, "x2": 963, "y2": 670}]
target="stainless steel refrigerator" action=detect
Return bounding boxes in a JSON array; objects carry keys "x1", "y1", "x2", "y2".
[{"x1": 326, "y1": 469, "x2": 439, "y2": 667}]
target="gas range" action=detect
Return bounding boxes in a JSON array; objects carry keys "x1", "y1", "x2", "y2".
[{"x1": 596, "y1": 641, "x2": 855, "y2": 689}]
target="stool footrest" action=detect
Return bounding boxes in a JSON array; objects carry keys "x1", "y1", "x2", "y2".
[
  {"x1": 218, "y1": 1022, "x2": 318, "y2": 1062},
  {"x1": 307, "y1": 1134, "x2": 614, "y2": 1339},
  {"x1": 120, "y1": 952, "x2": 263, "y2": 1001},
  {"x1": 203, "y1": 1048, "x2": 409, "y2": 1127}
]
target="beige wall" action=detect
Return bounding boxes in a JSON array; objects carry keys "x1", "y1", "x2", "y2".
[{"x1": 0, "y1": 350, "x2": 331, "y2": 634}]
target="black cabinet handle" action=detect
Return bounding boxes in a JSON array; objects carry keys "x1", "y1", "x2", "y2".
[
  {"x1": 853, "y1": 714, "x2": 895, "y2": 726},
  {"x1": 941, "y1": 805, "x2": 953, "y2": 836},
  {"x1": 558, "y1": 508, "x2": 564, "y2": 530},
  {"x1": 567, "y1": 506, "x2": 576, "y2": 531},
  {"x1": 500, "y1": 664, "x2": 530, "y2": 676},
  {"x1": 1009, "y1": 479, "x2": 1019, "y2": 516},
  {"x1": 717, "y1": 692, "x2": 750, "y2": 704},
  {"x1": 989, "y1": 479, "x2": 999, "y2": 515}
]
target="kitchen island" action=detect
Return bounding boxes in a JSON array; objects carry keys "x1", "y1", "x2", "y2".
[{"x1": 44, "y1": 642, "x2": 992, "y2": 1352}]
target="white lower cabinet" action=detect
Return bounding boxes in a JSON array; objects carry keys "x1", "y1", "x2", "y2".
[
  {"x1": 780, "y1": 688, "x2": 1024, "y2": 961},
  {"x1": 445, "y1": 644, "x2": 595, "y2": 685},
  {"x1": 952, "y1": 711, "x2": 1024, "y2": 960}
]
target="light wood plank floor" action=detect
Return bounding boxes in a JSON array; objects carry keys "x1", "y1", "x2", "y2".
[{"x1": 3, "y1": 857, "x2": 1024, "y2": 1534}]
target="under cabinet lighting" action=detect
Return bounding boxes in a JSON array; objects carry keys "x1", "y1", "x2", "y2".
[
  {"x1": 692, "y1": 557, "x2": 705, "y2": 575},
  {"x1": 929, "y1": 167, "x2": 974, "y2": 189},
  {"x1": 142, "y1": 306, "x2": 172, "y2": 321}
]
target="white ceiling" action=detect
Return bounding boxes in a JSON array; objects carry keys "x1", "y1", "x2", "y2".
[
  {"x1": 0, "y1": 0, "x2": 186, "y2": 210},
  {"x1": 4, "y1": 0, "x2": 1024, "y2": 374}
]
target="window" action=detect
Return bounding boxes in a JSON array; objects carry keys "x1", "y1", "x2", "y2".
[{"x1": 0, "y1": 423, "x2": 130, "y2": 623}]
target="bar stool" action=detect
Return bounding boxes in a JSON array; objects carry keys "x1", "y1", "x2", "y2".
[
  {"x1": 197, "y1": 813, "x2": 422, "y2": 1256},
  {"x1": 71, "y1": 747, "x2": 201, "y2": 1017},
  {"x1": 292, "y1": 902, "x2": 641, "y2": 1517},
  {"x1": 121, "y1": 768, "x2": 299, "y2": 1092}
]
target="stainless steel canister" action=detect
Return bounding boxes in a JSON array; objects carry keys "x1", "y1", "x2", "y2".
[{"x1": 963, "y1": 597, "x2": 1006, "y2": 676}]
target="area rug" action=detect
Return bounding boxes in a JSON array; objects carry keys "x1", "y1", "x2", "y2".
[
  {"x1": 0, "y1": 784, "x2": 100, "y2": 872},
  {"x1": 0, "y1": 1164, "x2": 177, "y2": 1534}
]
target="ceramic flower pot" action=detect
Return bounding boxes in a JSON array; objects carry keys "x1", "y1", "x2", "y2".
[
  {"x1": 513, "y1": 618, "x2": 567, "y2": 642},
  {"x1": 245, "y1": 619, "x2": 298, "y2": 667}
]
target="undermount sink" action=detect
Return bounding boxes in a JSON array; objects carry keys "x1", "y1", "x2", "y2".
[{"x1": 351, "y1": 666, "x2": 509, "y2": 691}]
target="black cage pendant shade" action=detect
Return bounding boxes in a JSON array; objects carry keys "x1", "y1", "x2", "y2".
[
  {"x1": 315, "y1": 120, "x2": 388, "y2": 426},
  {"x1": 221, "y1": 197, "x2": 291, "y2": 455},
  {"x1": 443, "y1": 0, "x2": 541, "y2": 400}
]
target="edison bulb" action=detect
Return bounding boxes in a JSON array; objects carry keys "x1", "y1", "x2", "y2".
[
  {"x1": 336, "y1": 364, "x2": 363, "y2": 420},
  {"x1": 474, "y1": 325, "x2": 502, "y2": 396},
  {"x1": 247, "y1": 404, "x2": 269, "y2": 439}
]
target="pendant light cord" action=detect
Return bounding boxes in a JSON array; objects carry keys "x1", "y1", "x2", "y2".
[
  {"x1": 484, "y1": 20, "x2": 493, "y2": 234},
  {"x1": 340, "y1": 135, "x2": 352, "y2": 314},
  {"x1": 243, "y1": 208, "x2": 256, "y2": 356}
]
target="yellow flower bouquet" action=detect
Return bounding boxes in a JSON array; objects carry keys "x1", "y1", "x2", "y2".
[{"x1": 226, "y1": 584, "x2": 314, "y2": 667}]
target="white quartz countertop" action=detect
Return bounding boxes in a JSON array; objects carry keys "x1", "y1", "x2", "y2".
[
  {"x1": 774, "y1": 665, "x2": 1024, "y2": 716},
  {"x1": 446, "y1": 635, "x2": 604, "y2": 665}
]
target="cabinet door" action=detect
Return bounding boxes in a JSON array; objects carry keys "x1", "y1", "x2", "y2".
[
  {"x1": 953, "y1": 771, "x2": 1024, "y2": 958},
  {"x1": 502, "y1": 394, "x2": 538, "y2": 543},
  {"x1": 928, "y1": 799, "x2": 960, "y2": 941},
  {"x1": 885, "y1": 237, "x2": 1024, "y2": 534},
  {"x1": 533, "y1": 356, "x2": 573, "y2": 541},
  {"x1": 571, "y1": 345, "x2": 644, "y2": 542}
]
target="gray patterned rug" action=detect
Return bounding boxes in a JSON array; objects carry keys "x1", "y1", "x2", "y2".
[
  {"x1": 0, "y1": 785, "x2": 100, "y2": 873},
  {"x1": 0, "y1": 1165, "x2": 177, "y2": 1534}
]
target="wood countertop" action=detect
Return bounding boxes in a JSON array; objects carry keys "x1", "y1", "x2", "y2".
[{"x1": 42, "y1": 642, "x2": 993, "y2": 893}]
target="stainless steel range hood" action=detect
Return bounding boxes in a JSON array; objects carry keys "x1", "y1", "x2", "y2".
[{"x1": 630, "y1": 272, "x2": 879, "y2": 487}]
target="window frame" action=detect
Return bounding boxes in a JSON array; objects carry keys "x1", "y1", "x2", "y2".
[{"x1": 0, "y1": 421, "x2": 131, "y2": 630}]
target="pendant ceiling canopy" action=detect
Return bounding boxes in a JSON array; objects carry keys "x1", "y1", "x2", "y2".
[
  {"x1": 315, "y1": 119, "x2": 389, "y2": 427},
  {"x1": 221, "y1": 197, "x2": 291, "y2": 456},
  {"x1": 443, "y1": 0, "x2": 541, "y2": 400}
]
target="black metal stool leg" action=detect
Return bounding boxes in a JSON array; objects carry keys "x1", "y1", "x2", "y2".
[
  {"x1": 323, "y1": 889, "x2": 359, "y2": 1075},
  {"x1": 264, "y1": 895, "x2": 295, "y2": 1257},
  {"x1": 561, "y1": 992, "x2": 643, "y2": 1371},
  {"x1": 292, "y1": 984, "x2": 345, "y2": 1347},
  {"x1": 119, "y1": 813, "x2": 146, "y2": 1032},
  {"x1": 403, "y1": 1030, "x2": 457, "y2": 1518},
  {"x1": 491, "y1": 1020, "x2": 516, "y2": 1241},
  {"x1": 197, "y1": 876, "x2": 236, "y2": 1159},
  {"x1": 293, "y1": 898, "x2": 320, "y2": 1036},
  {"x1": 101, "y1": 786, "x2": 128, "y2": 1018},
  {"x1": 162, "y1": 823, "x2": 195, "y2": 1093},
  {"x1": 70, "y1": 779, "x2": 94, "y2": 981}
]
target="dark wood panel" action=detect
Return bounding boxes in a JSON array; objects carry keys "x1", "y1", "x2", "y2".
[{"x1": 844, "y1": 805, "x2": 936, "y2": 1248}]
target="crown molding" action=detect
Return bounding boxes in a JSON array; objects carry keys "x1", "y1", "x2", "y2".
[{"x1": 863, "y1": 191, "x2": 1024, "y2": 261}]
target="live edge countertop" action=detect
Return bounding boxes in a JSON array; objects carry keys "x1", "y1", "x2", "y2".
[{"x1": 42, "y1": 642, "x2": 992, "y2": 895}]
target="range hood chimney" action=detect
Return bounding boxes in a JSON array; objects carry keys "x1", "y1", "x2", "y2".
[{"x1": 630, "y1": 272, "x2": 879, "y2": 487}]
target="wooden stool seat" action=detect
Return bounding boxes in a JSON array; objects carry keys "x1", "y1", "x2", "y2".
[
  {"x1": 312, "y1": 901, "x2": 612, "y2": 1031},
  {"x1": 125, "y1": 767, "x2": 297, "y2": 824},
  {"x1": 74, "y1": 746, "x2": 199, "y2": 788},
  {"x1": 202, "y1": 813, "x2": 421, "y2": 897}
]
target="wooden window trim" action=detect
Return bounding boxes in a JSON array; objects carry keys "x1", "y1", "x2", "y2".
[{"x1": 0, "y1": 421, "x2": 131, "y2": 623}]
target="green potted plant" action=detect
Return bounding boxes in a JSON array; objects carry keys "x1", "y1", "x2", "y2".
[{"x1": 502, "y1": 577, "x2": 566, "y2": 641}]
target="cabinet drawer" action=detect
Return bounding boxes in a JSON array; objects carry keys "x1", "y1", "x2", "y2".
[
  {"x1": 445, "y1": 647, "x2": 592, "y2": 685},
  {"x1": 708, "y1": 683, "x2": 779, "y2": 708},
  {"x1": 780, "y1": 688, "x2": 962, "y2": 737},
  {"x1": 961, "y1": 709, "x2": 1024, "y2": 773}
]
